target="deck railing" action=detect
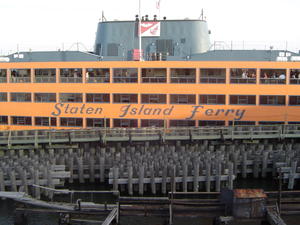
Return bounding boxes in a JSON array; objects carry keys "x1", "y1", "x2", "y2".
[
  {"x1": 230, "y1": 78, "x2": 256, "y2": 84},
  {"x1": 1, "y1": 125, "x2": 300, "y2": 146},
  {"x1": 35, "y1": 77, "x2": 56, "y2": 83}
]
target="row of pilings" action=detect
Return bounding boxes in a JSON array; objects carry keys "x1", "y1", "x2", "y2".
[{"x1": 0, "y1": 139, "x2": 299, "y2": 197}]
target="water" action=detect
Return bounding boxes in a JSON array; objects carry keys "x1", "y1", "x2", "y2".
[{"x1": 0, "y1": 179, "x2": 299, "y2": 225}]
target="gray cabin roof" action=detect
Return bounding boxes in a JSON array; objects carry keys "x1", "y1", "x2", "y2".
[{"x1": 1, "y1": 49, "x2": 300, "y2": 63}]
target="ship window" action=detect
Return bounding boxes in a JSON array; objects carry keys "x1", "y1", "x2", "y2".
[
  {"x1": 0, "y1": 93, "x2": 7, "y2": 102},
  {"x1": 156, "y1": 39, "x2": 174, "y2": 56},
  {"x1": 141, "y1": 68, "x2": 166, "y2": 83},
  {"x1": 258, "y1": 121, "x2": 284, "y2": 125},
  {"x1": 259, "y1": 95, "x2": 285, "y2": 105},
  {"x1": 11, "y1": 116, "x2": 32, "y2": 125},
  {"x1": 113, "y1": 119, "x2": 138, "y2": 128},
  {"x1": 113, "y1": 94, "x2": 138, "y2": 103},
  {"x1": 290, "y1": 69, "x2": 300, "y2": 84},
  {"x1": 60, "y1": 117, "x2": 83, "y2": 127},
  {"x1": 199, "y1": 95, "x2": 225, "y2": 105},
  {"x1": 200, "y1": 68, "x2": 226, "y2": 83},
  {"x1": 34, "y1": 69, "x2": 56, "y2": 83},
  {"x1": 86, "y1": 93, "x2": 110, "y2": 103},
  {"x1": 170, "y1": 68, "x2": 196, "y2": 83},
  {"x1": 10, "y1": 69, "x2": 31, "y2": 83},
  {"x1": 230, "y1": 68, "x2": 256, "y2": 84},
  {"x1": 86, "y1": 68, "x2": 110, "y2": 83},
  {"x1": 107, "y1": 43, "x2": 119, "y2": 56},
  {"x1": 59, "y1": 93, "x2": 83, "y2": 103},
  {"x1": 229, "y1": 121, "x2": 255, "y2": 126},
  {"x1": 11, "y1": 93, "x2": 31, "y2": 102},
  {"x1": 169, "y1": 120, "x2": 195, "y2": 127},
  {"x1": 60, "y1": 68, "x2": 82, "y2": 83},
  {"x1": 170, "y1": 94, "x2": 196, "y2": 104},
  {"x1": 35, "y1": 117, "x2": 57, "y2": 126},
  {"x1": 34, "y1": 93, "x2": 56, "y2": 102},
  {"x1": 0, "y1": 69, "x2": 7, "y2": 83},
  {"x1": 199, "y1": 120, "x2": 225, "y2": 126},
  {"x1": 86, "y1": 118, "x2": 110, "y2": 127},
  {"x1": 289, "y1": 96, "x2": 300, "y2": 105},
  {"x1": 141, "y1": 119, "x2": 164, "y2": 127},
  {"x1": 230, "y1": 95, "x2": 256, "y2": 105},
  {"x1": 260, "y1": 69, "x2": 286, "y2": 84},
  {"x1": 0, "y1": 116, "x2": 8, "y2": 125},
  {"x1": 141, "y1": 94, "x2": 166, "y2": 104},
  {"x1": 113, "y1": 68, "x2": 138, "y2": 83}
]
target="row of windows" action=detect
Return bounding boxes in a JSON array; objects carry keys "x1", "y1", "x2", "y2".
[
  {"x1": 1, "y1": 92, "x2": 300, "y2": 105},
  {"x1": 0, "y1": 116, "x2": 296, "y2": 127},
  {"x1": 1, "y1": 68, "x2": 300, "y2": 84}
]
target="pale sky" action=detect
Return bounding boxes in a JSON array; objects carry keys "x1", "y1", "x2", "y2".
[{"x1": 0, "y1": 0, "x2": 300, "y2": 55}]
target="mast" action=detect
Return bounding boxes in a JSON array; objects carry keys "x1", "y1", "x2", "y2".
[{"x1": 138, "y1": 0, "x2": 142, "y2": 61}]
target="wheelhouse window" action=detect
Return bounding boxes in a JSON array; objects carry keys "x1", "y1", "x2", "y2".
[
  {"x1": 113, "y1": 68, "x2": 138, "y2": 83},
  {"x1": 0, "y1": 116, "x2": 8, "y2": 125},
  {"x1": 11, "y1": 69, "x2": 31, "y2": 83},
  {"x1": 141, "y1": 94, "x2": 166, "y2": 104},
  {"x1": 34, "y1": 93, "x2": 56, "y2": 102},
  {"x1": 60, "y1": 68, "x2": 82, "y2": 83},
  {"x1": 0, "y1": 93, "x2": 7, "y2": 102},
  {"x1": 0, "y1": 69, "x2": 7, "y2": 83},
  {"x1": 60, "y1": 117, "x2": 83, "y2": 127},
  {"x1": 259, "y1": 95, "x2": 285, "y2": 105},
  {"x1": 86, "y1": 118, "x2": 110, "y2": 127},
  {"x1": 199, "y1": 120, "x2": 225, "y2": 126},
  {"x1": 200, "y1": 68, "x2": 226, "y2": 83},
  {"x1": 260, "y1": 69, "x2": 286, "y2": 84},
  {"x1": 11, "y1": 93, "x2": 31, "y2": 102},
  {"x1": 289, "y1": 96, "x2": 300, "y2": 105},
  {"x1": 86, "y1": 68, "x2": 110, "y2": 83},
  {"x1": 290, "y1": 69, "x2": 300, "y2": 84},
  {"x1": 34, "y1": 117, "x2": 57, "y2": 126},
  {"x1": 199, "y1": 95, "x2": 225, "y2": 105},
  {"x1": 35, "y1": 69, "x2": 56, "y2": 83},
  {"x1": 11, "y1": 116, "x2": 32, "y2": 125},
  {"x1": 170, "y1": 94, "x2": 196, "y2": 104},
  {"x1": 230, "y1": 68, "x2": 256, "y2": 84},
  {"x1": 113, "y1": 94, "x2": 138, "y2": 103},
  {"x1": 141, "y1": 68, "x2": 166, "y2": 83},
  {"x1": 141, "y1": 119, "x2": 164, "y2": 127},
  {"x1": 59, "y1": 93, "x2": 83, "y2": 103},
  {"x1": 113, "y1": 119, "x2": 138, "y2": 128},
  {"x1": 229, "y1": 121, "x2": 255, "y2": 126},
  {"x1": 86, "y1": 93, "x2": 110, "y2": 103},
  {"x1": 229, "y1": 95, "x2": 256, "y2": 105},
  {"x1": 170, "y1": 68, "x2": 196, "y2": 83},
  {"x1": 170, "y1": 120, "x2": 195, "y2": 127}
]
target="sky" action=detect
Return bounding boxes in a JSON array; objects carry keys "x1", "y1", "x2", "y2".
[{"x1": 0, "y1": 0, "x2": 300, "y2": 55}]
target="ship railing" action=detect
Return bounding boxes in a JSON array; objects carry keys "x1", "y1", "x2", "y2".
[
  {"x1": 10, "y1": 77, "x2": 31, "y2": 83},
  {"x1": 260, "y1": 78, "x2": 286, "y2": 84},
  {"x1": 170, "y1": 76, "x2": 196, "y2": 83},
  {"x1": 60, "y1": 77, "x2": 83, "y2": 83},
  {"x1": 200, "y1": 77, "x2": 226, "y2": 83},
  {"x1": 35, "y1": 77, "x2": 56, "y2": 83},
  {"x1": 0, "y1": 77, "x2": 7, "y2": 83},
  {"x1": 113, "y1": 77, "x2": 138, "y2": 83},
  {"x1": 142, "y1": 77, "x2": 167, "y2": 83},
  {"x1": 230, "y1": 78, "x2": 256, "y2": 84},
  {"x1": 290, "y1": 78, "x2": 300, "y2": 84},
  {"x1": 86, "y1": 77, "x2": 110, "y2": 83}
]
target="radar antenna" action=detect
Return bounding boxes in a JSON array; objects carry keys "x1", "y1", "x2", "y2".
[{"x1": 101, "y1": 11, "x2": 107, "y2": 22}]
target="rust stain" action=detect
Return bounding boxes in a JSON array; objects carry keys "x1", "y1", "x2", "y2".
[{"x1": 234, "y1": 189, "x2": 267, "y2": 199}]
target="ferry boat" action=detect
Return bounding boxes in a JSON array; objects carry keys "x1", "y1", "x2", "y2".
[{"x1": 1, "y1": 16, "x2": 300, "y2": 130}]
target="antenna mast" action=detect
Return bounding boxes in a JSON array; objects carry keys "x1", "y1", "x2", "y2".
[{"x1": 138, "y1": 0, "x2": 142, "y2": 61}]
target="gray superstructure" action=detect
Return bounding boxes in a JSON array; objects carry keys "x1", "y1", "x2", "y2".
[{"x1": 94, "y1": 18, "x2": 210, "y2": 60}]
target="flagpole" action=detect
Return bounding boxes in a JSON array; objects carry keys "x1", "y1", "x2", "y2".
[{"x1": 139, "y1": 0, "x2": 142, "y2": 61}]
